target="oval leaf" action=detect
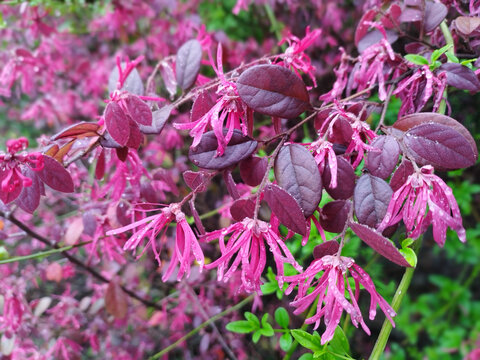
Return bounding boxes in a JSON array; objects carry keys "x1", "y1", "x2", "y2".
[
  {"x1": 424, "y1": 1, "x2": 447, "y2": 32},
  {"x1": 263, "y1": 184, "x2": 307, "y2": 236},
  {"x1": 274, "y1": 144, "x2": 322, "y2": 217},
  {"x1": 16, "y1": 168, "x2": 43, "y2": 213},
  {"x1": 239, "y1": 155, "x2": 268, "y2": 187},
  {"x1": 456, "y1": 16, "x2": 480, "y2": 35},
  {"x1": 439, "y1": 63, "x2": 480, "y2": 91},
  {"x1": 230, "y1": 199, "x2": 255, "y2": 222},
  {"x1": 123, "y1": 95, "x2": 152, "y2": 126},
  {"x1": 37, "y1": 155, "x2": 74, "y2": 193},
  {"x1": 183, "y1": 170, "x2": 210, "y2": 192},
  {"x1": 390, "y1": 160, "x2": 415, "y2": 192},
  {"x1": 354, "y1": 174, "x2": 393, "y2": 228},
  {"x1": 104, "y1": 102, "x2": 129, "y2": 146},
  {"x1": 322, "y1": 156, "x2": 356, "y2": 200},
  {"x1": 365, "y1": 135, "x2": 400, "y2": 179},
  {"x1": 191, "y1": 91, "x2": 216, "y2": 122},
  {"x1": 313, "y1": 240, "x2": 340, "y2": 259},
  {"x1": 188, "y1": 129, "x2": 257, "y2": 170},
  {"x1": 403, "y1": 123, "x2": 477, "y2": 169},
  {"x1": 138, "y1": 105, "x2": 172, "y2": 135},
  {"x1": 237, "y1": 64, "x2": 310, "y2": 119},
  {"x1": 176, "y1": 39, "x2": 202, "y2": 90},
  {"x1": 319, "y1": 200, "x2": 351, "y2": 233},
  {"x1": 350, "y1": 222, "x2": 411, "y2": 267},
  {"x1": 52, "y1": 122, "x2": 100, "y2": 140}
]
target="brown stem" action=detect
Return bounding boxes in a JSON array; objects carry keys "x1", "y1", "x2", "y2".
[{"x1": 0, "y1": 210, "x2": 163, "y2": 310}]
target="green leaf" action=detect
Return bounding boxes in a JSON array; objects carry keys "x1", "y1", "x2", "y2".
[
  {"x1": 244, "y1": 312, "x2": 260, "y2": 328},
  {"x1": 260, "y1": 281, "x2": 277, "y2": 295},
  {"x1": 327, "y1": 327, "x2": 351, "y2": 356},
  {"x1": 0, "y1": 12, "x2": 6, "y2": 29},
  {"x1": 404, "y1": 54, "x2": 429, "y2": 66},
  {"x1": 0, "y1": 246, "x2": 9, "y2": 260},
  {"x1": 299, "y1": 354, "x2": 314, "y2": 360},
  {"x1": 275, "y1": 307, "x2": 290, "y2": 328},
  {"x1": 431, "y1": 44, "x2": 453, "y2": 63},
  {"x1": 252, "y1": 330, "x2": 261, "y2": 343},
  {"x1": 279, "y1": 332, "x2": 293, "y2": 351},
  {"x1": 445, "y1": 52, "x2": 460, "y2": 63},
  {"x1": 400, "y1": 239, "x2": 417, "y2": 267},
  {"x1": 226, "y1": 320, "x2": 256, "y2": 333},
  {"x1": 291, "y1": 329, "x2": 323, "y2": 352},
  {"x1": 260, "y1": 313, "x2": 274, "y2": 336}
]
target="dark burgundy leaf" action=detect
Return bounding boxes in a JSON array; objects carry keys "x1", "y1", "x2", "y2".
[
  {"x1": 125, "y1": 118, "x2": 143, "y2": 149},
  {"x1": 189, "y1": 200, "x2": 205, "y2": 236},
  {"x1": 116, "y1": 200, "x2": 132, "y2": 226},
  {"x1": 230, "y1": 199, "x2": 256, "y2": 222},
  {"x1": 381, "y1": 4, "x2": 402, "y2": 29},
  {"x1": 176, "y1": 39, "x2": 202, "y2": 90},
  {"x1": 52, "y1": 122, "x2": 100, "y2": 140},
  {"x1": 424, "y1": 1, "x2": 448, "y2": 32},
  {"x1": 95, "y1": 149, "x2": 105, "y2": 180},
  {"x1": 456, "y1": 16, "x2": 480, "y2": 35},
  {"x1": 263, "y1": 184, "x2": 307, "y2": 235},
  {"x1": 108, "y1": 65, "x2": 144, "y2": 96},
  {"x1": 393, "y1": 113, "x2": 477, "y2": 157},
  {"x1": 403, "y1": 123, "x2": 477, "y2": 169},
  {"x1": 350, "y1": 222, "x2": 411, "y2": 267},
  {"x1": 16, "y1": 168, "x2": 42, "y2": 213},
  {"x1": 100, "y1": 131, "x2": 122, "y2": 149},
  {"x1": 274, "y1": 144, "x2": 322, "y2": 218},
  {"x1": 183, "y1": 170, "x2": 210, "y2": 192},
  {"x1": 116, "y1": 147, "x2": 128, "y2": 162},
  {"x1": 37, "y1": 155, "x2": 74, "y2": 193},
  {"x1": 313, "y1": 240, "x2": 340, "y2": 259},
  {"x1": 82, "y1": 211, "x2": 97, "y2": 237},
  {"x1": 326, "y1": 117, "x2": 353, "y2": 146},
  {"x1": 188, "y1": 129, "x2": 257, "y2": 170},
  {"x1": 237, "y1": 64, "x2": 310, "y2": 119},
  {"x1": 404, "y1": 42, "x2": 428, "y2": 54},
  {"x1": 333, "y1": 143, "x2": 348, "y2": 155},
  {"x1": 319, "y1": 200, "x2": 351, "y2": 233},
  {"x1": 104, "y1": 102, "x2": 129, "y2": 146},
  {"x1": 123, "y1": 95, "x2": 152, "y2": 126},
  {"x1": 399, "y1": 8, "x2": 423, "y2": 23},
  {"x1": 105, "y1": 281, "x2": 128, "y2": 319},
  {"x1": 138, "y1": 105, "x2": 172, "y2": 135},
  {"x1": 322, "y1": 156, "x2": 356, "y2": 200},
  {"x1": 365, "y1": 135, "x2": 400, "y2": 179},
  {"x1": 354, "y1": 174, "x2": 393, "y2": 228},
  {"x1": 239, "y1": 156, "x2": 268, "y2": 187},
  {"x1": 439, "y1": 63, "x2": 480, "y2": 91},
  {"x1": 223, "y1": 170, "x2": 240, "y2": 199},
  {"x1": 141, "y1": 182, "x2": 161, "y2": 203},
  {"x1": 390, "y1": 160, "x2": 414, "y2": 192},
  {"x1": 357, "y1": 29, "x2": 398, "y2": 53},
  {"x1": 191, "y1": 91, "x2": 216, "y2": 122},
  {"x1": 355, "y1": 9, "x2": 377, "y2": 46}
]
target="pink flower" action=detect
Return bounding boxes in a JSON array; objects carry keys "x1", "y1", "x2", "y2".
[
  {"x1": 277, "y1": 27, "x2": 322, "y2": 86},
  {"x1": 204, "y1": 218, "x2": 302, "y2": 293},
  {"x1": 282, "y1": 255, "x2": 396, "y2": 344},
  {"x1": 0, "y1": 293, "x2": 23, "y2": 337},
  {"x1": 378, "y1": 165, "x2": 465, "y2": 247},
  {"x1": 107, "y1": 203, "x2": 204, "y2": 282},
  {"x1": 0, "y1": 137, "x2": 44, "y2": 204},
  {"x1": 174, "y1": 44, "x2": 250, "y2": 156},
  {"x1": 309, "y1": 139, "x2": 338, "y2": 188}
]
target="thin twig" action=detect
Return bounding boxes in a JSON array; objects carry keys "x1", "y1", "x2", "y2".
[{"x1": 375, "y1": 84, "x2": 395, "y2": 132}]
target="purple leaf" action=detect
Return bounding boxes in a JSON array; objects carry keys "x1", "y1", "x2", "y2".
[
  {"x1": 237, "y1": 64, "x2": 310, "y2": 119},
  {"x1": 263, "y1": 184, "x2": 307, "y2": 235},
  {"x1": 239, "y1": 156, "x2": 268, "y2": 187},
  {"x1": 116, "y1": 147, "x2": 128, "y2": 162},
  {"x1": 390, "y1": 160, "x2": 414, "y2": 192},
  {"x1": 403, "y1": 123, "x2": 477, "y2": 170},
  {"x1": 357, "y1": 29, "x2": 398, "y2": 53},
  {"x1": 223, "y1": 170, "x2": 240, "y2": 199},
  {"x1": 176, "y1": 39, "x2": 202, "y2": 90},
  {"x1": 319, "y1": 200, "x2": 351, "y2": 233},
  {"x1": 125, "y1": 118, "x2": 142, "y2": 149},
  {"x1": 424, "y1": 1, "x2": 448, "y2": 32},
  {"x1": 230, "y1": 199, "x2": 256, "y2": 222},
  {"x1": 123, "y1": 95, "x2": 152, "y2": 126},
  {"x1": 183, "y1": 170, "x2": 210, "y2": 192},
  {"x1": 37, "y1": 155, "x2": 74, "y2": 193},
  {"x1": 365, "y1": 135, "x2": 400, "y2": 179},
  {"x1": 354, "y1": 174, "x2": 393, "y2": 228},
  {"x1": 52, "y1": 122, "x2": 100, "y2": 140},
  {"x1": 82, "y1": 211, "x2": 97, "y2": 237},
  {"x1": 274, "y1": 144, "x2": 322, "y2": 218},
  {"x1": 191, "y1": 91, "x2": 216, "y2": 122},
  {"x1": 153, "y1": 169, "x2": 179, "y2": 196},
  {"x1": 456, "y1": 16, "x2": 480, "y2": 36},
  {"x1": 108, "y1": 65, "x2": 144, "y2": 96},
  {"x1": 313, "y1": 240, "x2": 340, "y2": 259},
  {"x1": 100, "y1": 131, "x2": 122, "y2": 149},
  {"x1": 95, "y1": 148, "x2": 105, "y2": 180},
  {"x1": 439, "y1": 63, "x2": 480, "y2": 91},
  {"x1": 322, "y1": 156, "x2": 356, "y2": 200},
  {"x1": 399, "y1": 8, "x2": 423, "y2": 23},
  {"x1": 15, "y1": 168, "x2": 43, "y2": 213},
  {"x1": 104, "y1": 102, "x2": 129, "y2": 146},
  {"x1": 393, "y1": 113, "x2": 478, "y2": 161},
  {"x1": 188, "y1": 129, "x2": 257, "y2": 170},
  {"x1": 0, "y1": 168, "x2": 22, "y2": 204},
  {"x1": 138, "y1": 105, "x2": 172, "y2": 135},
  {"x1": 349, "y1": 222, "x2": 411, "y2": 267},
  {"x1": 355, "y1": 9, "x2": 377, "y2": 46}
]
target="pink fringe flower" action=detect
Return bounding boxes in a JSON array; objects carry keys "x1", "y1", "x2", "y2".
[
  {"x1": 204, "y1": 218, "x2": 302, "y2": 293},
  {"x1": 282, "y1": 255, "x2": 396, "y2": 344},
  {"x1": 174, "y1": 44, "x2": 250, "y2": 156},
  {"x1": 0, "y1": 137, "x2": 44, "y2": 204},
  {"x1": 378, "y1": 165, "x2": 465, "y2": 247},
  {"x1": 107, "y1": 203, "x2": 204, "y2": 282},
  {"x1": 309, "y1": 139, "x2": 338, "y2": 188}
]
